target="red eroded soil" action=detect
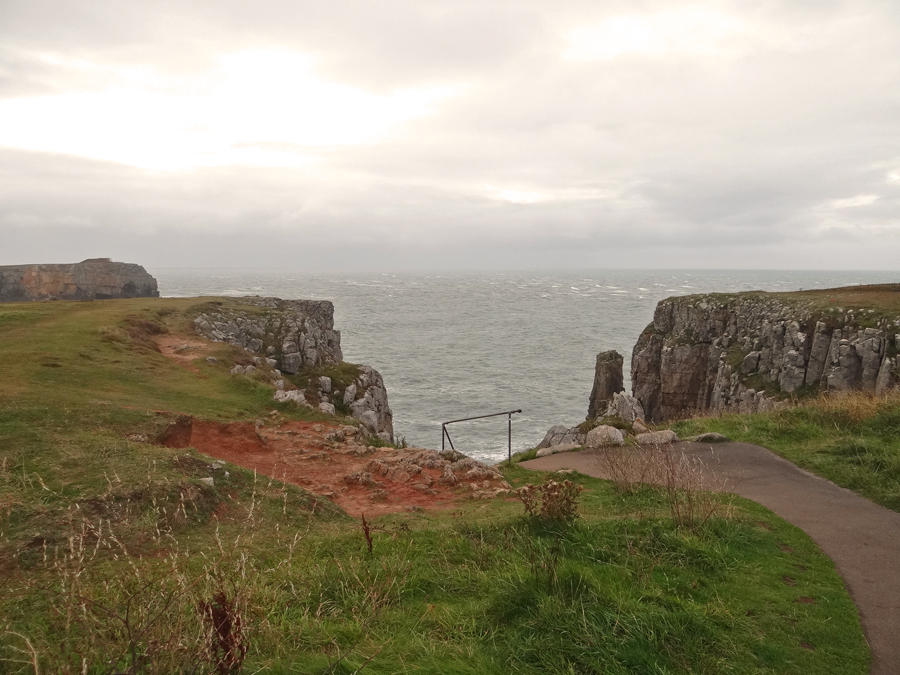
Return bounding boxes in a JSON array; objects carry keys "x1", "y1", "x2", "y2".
[{"x1": 184, "y1": 419, "x2": 509, "y2": 517}]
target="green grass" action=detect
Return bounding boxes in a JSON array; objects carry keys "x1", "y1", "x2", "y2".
[
  {"x1": 0, "y1": 298, "x2": 871, "y2": 673},
  {"x1": 674, "y1": 392, "x2": 900, "y2": 512}
]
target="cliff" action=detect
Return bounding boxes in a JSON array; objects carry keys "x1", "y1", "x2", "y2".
[
  {"x1": 193, "y1": 297, "x2": 394, "y2": 442},
  {"x1": 632, "y1": 284, "x2": 900, "y2": 421},
  {"x1": 0, "y1": 259, "x2": 159, "y2": 302}
]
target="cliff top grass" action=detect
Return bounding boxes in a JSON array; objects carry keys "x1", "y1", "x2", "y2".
[
  {"x1": 661, "y1": 283, "x2": 900, "y2": 329},
  {"x1": 0, "y1": 298, "x2": 870, "y2": 673}
]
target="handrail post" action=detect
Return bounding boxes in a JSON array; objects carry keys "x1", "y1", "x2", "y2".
[{"x1": 508, "y1": 412, "x2": 512, "y2": 463}]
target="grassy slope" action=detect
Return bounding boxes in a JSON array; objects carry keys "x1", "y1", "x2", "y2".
[{"x1": 0, "y1": 298, "x2": 869, "y2": 673}]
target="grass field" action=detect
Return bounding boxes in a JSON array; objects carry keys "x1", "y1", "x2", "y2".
[{"x1": 0, "y1": 298, "x2": 870, "y2": 673}]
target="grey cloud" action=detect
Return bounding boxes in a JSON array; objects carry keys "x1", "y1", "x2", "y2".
[{"x1": 0, "y1": 1, "x2": 899, "y2": 271}]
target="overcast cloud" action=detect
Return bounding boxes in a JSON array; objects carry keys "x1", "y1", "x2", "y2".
[{"x1": 1, "y1": 0, "x2": 898, "y2": 271}]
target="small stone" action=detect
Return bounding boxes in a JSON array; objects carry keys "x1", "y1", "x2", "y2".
[
  {"x1": 636, "y1": 430, "x2": 679, "y2": 445},
  {"x1": 199, "y1": 477, "x2": 215, "y2": 486},
  {"x1": 206, "y1": 356, "x2": 218, "y2": 365},
  {"x1": 695, "y1": 432, "x2": 730, "y2": 443},
  {"x1": 319, "y1": 402, "x2": 336, "y2": 415},
  {"x1": 632, "y1": 420, "x2": 650, "y2": 434}
]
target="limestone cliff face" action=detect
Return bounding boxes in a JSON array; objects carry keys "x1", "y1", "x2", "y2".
[
  {"x1": 631, "y1": 286, "x2": 900, "y2": 421},
  {"x1": 193, "y1": 296, "x2": 343, "y2": 370},
  {"x1": 194, "y1": 297, "x2": 393, "y2": 442},
  {"x1": 0, "y1": 259, "x2": 158, "y2": 302}
]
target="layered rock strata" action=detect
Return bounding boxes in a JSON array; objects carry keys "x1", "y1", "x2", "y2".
[
  {"x1": 194, "y1": 297, "x2": 393, "y2": 441},
  {"x1": 632, "y1": 288, "x2": 900, "y2": 421},
  {"x1": 194, "y1": 296, "x2": 343, "y2": 369},
  {"x1": 0, "y1": 259, "x2": 158, "y2": 302}
]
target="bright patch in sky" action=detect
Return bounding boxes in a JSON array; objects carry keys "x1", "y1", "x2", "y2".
[
  {"x1": 828, "y1": 194, "x2": 880, "y2": 209},
  {"x1": 0, "y1": 50, "x2": 456, "y2": 170},
  {"x1": 564, "y1": 7, "x2": 747, "y2": 61}
]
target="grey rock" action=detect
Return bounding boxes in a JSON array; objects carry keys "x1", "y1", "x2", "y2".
[
  {"x1": 876, "y1": 356, "x2": 899, "y2": 395},
  {"x1": 318, "y1": 376, "x2": 332, "y2": 393},
  {"x1": 318, "y1": 402, "x2": 336, "y2": 415},
  {"x1": 266, "y1": 358, "x2": 278, "y2": 368},
  {"x1": 206, "y1": 356, "x2": 218, "y2": 365},
  {"x1": 587, "y1": 351, "x2": 624, "y2": 419},
  {"x1": 539, "y1": 425, "x2": 585, "y2": 448},
  {"x1": 605, "y1": 392, "x2": 645, "y2": 423},
  {"x1": 636, "y1": 430, "x2": 679, "y2": 445},
  {"x1": 584, "y1": 425, "x2": 625, "y2": 447},
  {"x1": 281, "y1": 353, "x2": 302, "y2": 374},
  {"x1": 199, "y1": 477, "x2": 215, "y2": 487},
  {"x1": 273, "y1": 390, "x2": 311, "y2": 407},
  {"x1": 741, "y1": 351, "x2": 760, "y2": 374},
  {"x1": 694, "y1": 432, "x2": 730, "y2": 443},
  {"x1": 343, "y1": 383, "x2": 357, "y2": 405},
  {"x1": 358, "y1": 410, "x2": 379, "y2": 433}
]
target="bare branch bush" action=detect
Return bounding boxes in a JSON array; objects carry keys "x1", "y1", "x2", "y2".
[{"x1": 594, "y1": 445, "x2": 732, "y2": 530}]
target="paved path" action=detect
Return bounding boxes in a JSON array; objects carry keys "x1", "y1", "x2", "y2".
[{"x1": 522, "y1": 441, "x2": 900, "y2": 675}]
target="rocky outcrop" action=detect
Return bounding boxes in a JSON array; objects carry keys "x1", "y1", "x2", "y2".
[
  {"x1": 587, "y1": 350, "x2": 625, "y2": 418},
  {"x1": 196, "y1": 297, "x2": 394, "y2": 442},
  {"x1": 0, "y1": 259, "x2": 158, "y2": 302},
  {"x1": 632, "y1": 286, "x2": 900, "y2": 421},
  {"x1": 193, "y1": 297, "x2": 343, "y2": 370}
]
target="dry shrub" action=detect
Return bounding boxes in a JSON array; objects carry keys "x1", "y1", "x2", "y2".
[
  {"x1": 595, "y1": 445, "x2": 731, "y2": 530},
  {"x1": 517, "y1": 479, "x2": 584, "y2": 522},
  {"x1": 807, "y1": 390, "x2": 900, "y2": 425},
  {"x1": 200, "y1": 591, "x2": 248, "y2": 675}
]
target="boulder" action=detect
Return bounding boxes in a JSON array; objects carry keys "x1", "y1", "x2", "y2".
[
  {"x1": 319, "y1": 402, "x2": 336, "y2": 415},
  {"x1": 584, "y1": 425, "x2": 625, "y2": 447},
  {"x1": 605, "y1": 392, "x2": 645, "y2": 424},
  {"x1": 636, "y1": 430, "x2": 679, "y2": 445},
  {"x1": 539, "y1": 425, "x2": 585, "y2": 448},
  {"x1": 273, "y1": 389, "x2": 311, "y2": 407}
]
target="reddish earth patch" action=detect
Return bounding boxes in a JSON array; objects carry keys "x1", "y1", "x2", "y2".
[{"x1": 177, "y1": 418, "x2": 510, "y2": 517}]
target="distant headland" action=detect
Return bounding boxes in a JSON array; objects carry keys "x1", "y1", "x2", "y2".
[{"x1": 0, "y1": 258, "x2": 158, "y2": 302}]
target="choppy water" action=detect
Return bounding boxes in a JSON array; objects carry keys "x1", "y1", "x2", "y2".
[{"x1": 156, "y1": 269, "x2": 897, "y2": 464}]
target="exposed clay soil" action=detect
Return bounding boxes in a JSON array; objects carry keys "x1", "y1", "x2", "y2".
[{"x1": 172, "y1": 417, "x2": 510, "y2": 517}]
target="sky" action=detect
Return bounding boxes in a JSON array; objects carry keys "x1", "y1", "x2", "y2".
[{"x1": 1, "y1": 0, "x2": 899, "y2": 272}]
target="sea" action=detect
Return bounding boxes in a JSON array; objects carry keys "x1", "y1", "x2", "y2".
[{"x1": 157, "y1": 269, "x2": 898, "y2": 465}]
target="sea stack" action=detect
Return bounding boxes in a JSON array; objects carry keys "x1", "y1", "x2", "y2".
[{"x1": 587, "y1": 350, "x2": 624, "y2": 419}]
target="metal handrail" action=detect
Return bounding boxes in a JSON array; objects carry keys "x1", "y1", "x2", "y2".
[{"x1": 441, "y1": 409, "x2": 523, "y2": 462}]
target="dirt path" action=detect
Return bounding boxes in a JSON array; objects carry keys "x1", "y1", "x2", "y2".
[{"x1": 523, "y1": 441, "x2": 900, "y2": 675}]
